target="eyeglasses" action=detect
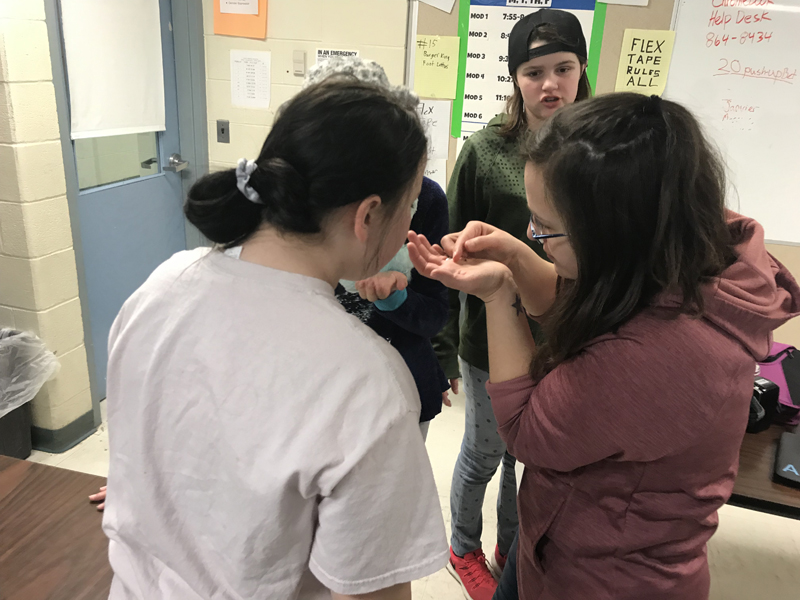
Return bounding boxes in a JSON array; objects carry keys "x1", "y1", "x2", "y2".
[{"x1": 529, "y1": 216, "x2": 567, "y2": 245}]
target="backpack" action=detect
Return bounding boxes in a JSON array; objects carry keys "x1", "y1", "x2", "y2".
[{"x1": 757, "y1": 343, "x2": 799, "y2": 427}]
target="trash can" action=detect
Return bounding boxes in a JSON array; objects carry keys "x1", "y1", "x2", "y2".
[
  {"x1": 0, "y1": 401, "x2": 33, "y2": 459},
  {"x1": 0, "y1": 329, "x2": 60, "y2": 459}
]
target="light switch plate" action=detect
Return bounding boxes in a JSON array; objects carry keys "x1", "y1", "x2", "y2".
[
  {"x1": 293, "y1": 50, "x2": 306, "y2": 77},
  {"x1": 217, "y1": 119, "x2": 230, "y2": 144}
]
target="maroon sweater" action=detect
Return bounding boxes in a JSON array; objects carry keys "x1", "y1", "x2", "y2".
[{"x1": 487, "y1": 214, "x2": 800, "y2": 600}]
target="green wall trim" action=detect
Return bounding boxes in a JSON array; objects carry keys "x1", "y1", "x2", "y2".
[
  {"x1": 587, "y1": 1, "x2": 607, "y2": 92},
  {"x1": 451, "y1": 0, "x2": 472, "y2": 139}
]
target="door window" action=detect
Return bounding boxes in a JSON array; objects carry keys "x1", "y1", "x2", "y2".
[{"x1": 74, "y1": 132, "x2": 159, "y2": 191}]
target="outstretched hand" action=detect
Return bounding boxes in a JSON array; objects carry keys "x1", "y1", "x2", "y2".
[{"x1": 407, "y1": 231, "x2": 513, "y2": 302}]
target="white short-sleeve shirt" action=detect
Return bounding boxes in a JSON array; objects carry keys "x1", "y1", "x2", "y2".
[{"x1": 103, "y1": 248, "x2": 448, "y2": 599}]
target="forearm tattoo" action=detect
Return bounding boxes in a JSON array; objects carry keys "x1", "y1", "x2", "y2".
[{"x1": 512, "y1": 293, "x2": 524, "y2": 317}]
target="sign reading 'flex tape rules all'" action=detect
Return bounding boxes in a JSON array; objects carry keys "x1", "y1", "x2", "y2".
[{"x1": 615, "y1": 29, "x2": 676, "y2": 95}]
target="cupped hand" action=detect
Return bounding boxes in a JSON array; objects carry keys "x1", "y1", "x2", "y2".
[
  {"x1": 407, "y1": 231, "x2": 513, "y2": 302},
  {"x1": 355, "y1": 271, "x2": 408, "y2": 303}
]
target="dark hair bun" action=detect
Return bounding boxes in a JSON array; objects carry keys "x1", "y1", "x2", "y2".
[
  {"x1": 249, "y1": 158, "x2": 315, "y2": 234},
  {"x1": 184, "y1": 169, "x2": 262, "y2": 246}
]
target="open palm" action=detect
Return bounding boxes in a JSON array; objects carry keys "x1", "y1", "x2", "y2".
[{"x1": 407, "y1": 231, "x2": 512, "y2": 302}]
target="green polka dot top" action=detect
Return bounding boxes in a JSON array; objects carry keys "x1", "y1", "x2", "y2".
[{"x1": 432, "y1": 114, "x2": 547, "y2": 379}]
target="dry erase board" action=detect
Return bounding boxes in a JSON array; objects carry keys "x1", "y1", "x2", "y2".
[{"x1": 665, "y1": 0, "x2": 800, "y2": 244}]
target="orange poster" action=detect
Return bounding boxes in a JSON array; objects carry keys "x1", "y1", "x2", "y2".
[{"x1": 214, "y1": 0, "x2": 268, "y2": 39}]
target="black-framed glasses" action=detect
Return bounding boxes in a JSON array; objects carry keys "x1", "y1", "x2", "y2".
[{"x1": 529, "y1": 216, "x2": 567, "y2": 244}]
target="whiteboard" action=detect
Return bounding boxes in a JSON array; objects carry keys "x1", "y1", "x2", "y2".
[
  {"x1": 459, "y1": 0, "x2": 596, "y2": 144},
  {"x1": 665, "y1": 0, "x2": 800, "y2": 244}
]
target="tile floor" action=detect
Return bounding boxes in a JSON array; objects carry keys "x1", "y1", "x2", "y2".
[{"x1": 28, "y1": 390, "x2": 800, "y2": 599}]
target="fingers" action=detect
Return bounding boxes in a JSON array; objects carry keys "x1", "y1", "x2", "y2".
[
  {"x1": 415, "y1": 237, "x2": 449, "y2": 268},
  {"x1": 355, "y1": 279, "x2": 370, "y2": 301},
  {"x1": 452, "y1": 225, "x2": 483, "y2": 262},
  {"x1": 373, "y1": 278, "x2": 391, "y2": 301},
  {"x1": 393, "y1": 272, "x2": 408, "y2": 292},
  {"x1": 408, "y1": 242, "x2": 437, "y2": 279},
  {"x1": 449, "y1": 378, "x2": 460, "y2": 395},
  {"x1": 442, "y1": 391, "x2": 452, "y2": 407},
  {"x1": 97, "y1": 502, "x2": 105, "y2": 512},
  {"x1": 452, "y1": 236, "x2": 468, "y2": 264},
  {"x1": 413, "y1": 233, "x2": 438, "y2": 256},
  {"x1": 407, "y1": 242, "x2": 428, "y2": 275},
  {"x1": 454, "y1": 221, "x2": 499, "y2": 263},
  {"x1": 357, "y1": 272, "x2": 409, "y2": 302},
  {"x1": 365, "y1": 280, "x2": 381, "y2": 302},
  {"x1": 463, "y1": 235, "x2": 491, "y2": 255},
  {"x1": 440, "y1": 232, "x2": 460, "y2": 256},
  {"x1": 408, "y1": 234, "x2": 447, "y2": 278},
  {"x1": 375, "y1": 275, "x2": 400, "y2": 300},
  {"x1": 89, "y1": 487, "x2": 107, "y2": 502}
]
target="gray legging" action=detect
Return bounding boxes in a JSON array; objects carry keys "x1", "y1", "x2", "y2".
[
  {"x1": 493, "y1": 532, "x2": 519, "y2": 600},
  {"x1": 450, "y1": 359, "x2": 519, "y2": 556}
]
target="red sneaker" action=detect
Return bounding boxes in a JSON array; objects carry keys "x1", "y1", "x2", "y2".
[
  {"x1": 487, "y1": 544, "x2": 507, "y2": 580},
  {"x1": 446, "y1": 547, "x2": 498, "y2": 600}
]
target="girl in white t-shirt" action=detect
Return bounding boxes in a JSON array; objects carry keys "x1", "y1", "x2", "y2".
[{"x1": 101, "y1": 78, "x2": 448, "y2": 600}]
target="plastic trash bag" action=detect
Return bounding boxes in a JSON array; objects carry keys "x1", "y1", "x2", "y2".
[{"x1": 0, "y1": 329, "x2": 60, "y2": 420}]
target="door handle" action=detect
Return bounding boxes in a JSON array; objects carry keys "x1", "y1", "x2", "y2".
[
  {"x1": 141, "y1": 157, "x2": 157, "y2": 169},
  {"x1": 164, "y1": 153, "x2": 189, "y2": 172}
]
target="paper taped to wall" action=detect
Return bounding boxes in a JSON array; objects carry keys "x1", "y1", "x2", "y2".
[
  {"x1": 316, "y1": 48, "x2": 360, "y2": 65},
  {"x1": 214, "y1": 0, "x2": 267, "y2": 39},
  {"x1": 417, "y1": 100, "x2": 451, "y2": 160},
  {"x1": 414, "y1": 35, "x2": 460, "y2": 99},
  {"x1": 425, "y1": 159, "x2": 448, "y2": 191},
  {"x1": 420, "y1": 0, "x2": 457, "y2": 13},
  {"x1": 614, "y1": 29, "x2": 675, "y2": 95},
  {"x1": 231, "y1": 50, "x2": 271, "y2": 109},
  {"x1": 220, "y1": 0, "x2": 258, "y2": 14}
]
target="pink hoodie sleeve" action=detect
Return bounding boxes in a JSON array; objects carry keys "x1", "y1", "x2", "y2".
[
  {"x1": 489, "y1": 212, "x2": 800, "y2": 472},
  {"x1": 485, "y1": 333, "x2": 747, "y2": 472}
]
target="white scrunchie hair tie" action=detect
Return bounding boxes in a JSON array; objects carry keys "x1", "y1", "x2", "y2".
[{"x1": 236, "y1": 158, "x2": 262, "y2": 204}]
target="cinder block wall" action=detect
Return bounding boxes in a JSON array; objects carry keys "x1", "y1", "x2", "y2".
[{"x1": 0, "y1": 0, "x2": 93, "y2": 452}]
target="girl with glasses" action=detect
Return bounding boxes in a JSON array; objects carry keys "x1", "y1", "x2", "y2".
[{"x1": 410, "y1": 92, "x2": 800, "y2": 600}]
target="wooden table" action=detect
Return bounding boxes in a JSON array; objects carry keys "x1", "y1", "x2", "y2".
[
  {"x1": 0, "y1": 426, "x2": 798, "y2": 600},
  {"x1": 0, "y1": 456, "x2": 112, "y2": 600},
  {"x1": 729, "y1": 425, "x2": 800, "y2": 519}
]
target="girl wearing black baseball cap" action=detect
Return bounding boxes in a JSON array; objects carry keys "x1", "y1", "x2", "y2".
[
  {"x1": 435, "y1": 9, "x2": 590, "y2": 600},
  {"x1": 501, "y1": 9, "x2": 590, "y2": 138}
]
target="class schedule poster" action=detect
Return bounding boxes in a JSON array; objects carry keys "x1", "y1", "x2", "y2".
[{"x1": 459, "y1": 0, "x2": 597, "y2": 143}]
